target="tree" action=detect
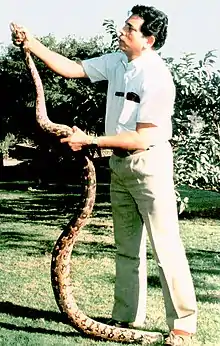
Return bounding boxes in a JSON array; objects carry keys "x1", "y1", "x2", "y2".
[
  {"x1": 167, "y1": 51, "x2": 220, "y2": 191},
  {"x1": 0, "y1": 34, "x2": 108, "y2": 141},
  {"x1": 103, "y1": 19, "x2": 119, "y2": 52}
]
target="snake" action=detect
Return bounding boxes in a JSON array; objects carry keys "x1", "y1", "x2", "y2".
[{"x1": 10, "y1": 23, "x2": 164, "y2": 345}]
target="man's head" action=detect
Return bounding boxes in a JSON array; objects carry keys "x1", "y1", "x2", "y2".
[{"x1": 119, "y1": 5, "x2": 168, "y2": 59}]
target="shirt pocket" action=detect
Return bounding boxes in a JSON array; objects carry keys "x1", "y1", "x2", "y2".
[{"x1": 118, "y1": 99, "x2": 139, "y2": 128}]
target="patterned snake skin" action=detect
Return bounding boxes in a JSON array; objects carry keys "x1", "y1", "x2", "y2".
[{"x1": 10, "y1": 23, "x2": 164, "y2": 345}]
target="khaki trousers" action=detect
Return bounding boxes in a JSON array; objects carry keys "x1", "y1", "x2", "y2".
[{"x1": 109, "y1": 142, "x2": 197, "y2": 333}]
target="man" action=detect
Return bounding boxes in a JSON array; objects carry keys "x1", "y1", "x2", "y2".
[{"x1": 12, "y1": 5, "x2": 197, "y2": 345}]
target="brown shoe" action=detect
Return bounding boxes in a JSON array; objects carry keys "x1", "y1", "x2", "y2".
[{"x1": 164, "y1": 331, "x2": 193, "y2": 345}]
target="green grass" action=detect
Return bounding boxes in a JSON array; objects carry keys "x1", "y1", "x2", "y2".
[{"x1": 0, "y1": 182, "x2": 219, "y2": 346}]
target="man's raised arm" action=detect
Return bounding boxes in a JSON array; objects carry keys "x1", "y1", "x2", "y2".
[{"x1": 11, "y1": 23, "x2": 88, "y2": 79}]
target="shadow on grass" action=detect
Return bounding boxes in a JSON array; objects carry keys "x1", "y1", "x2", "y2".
[
  {"x1": 0, "y1": 322, "x2": 79, "y2": 338},
  {"x1": 0, "y1": 301, "x2": 67, "y2": 324},
  {"x1": 187, "y1": 249, "x2": 220, "y2": 297},
  {"x1": 0, "y1": 232, "x2": 116, "y2": 257},
  {"x1": 72, "y1": 241, "x2": 116, "y2": 258},
  {"x1": 0, "y1": 301, "x2": 164, "y2": 337},
  {"x1": 0, "y1": 301, "x2": 80, "y2": 337},
  {"x1": 0, "y1": 231, "x2": 55, "y2": 255},
  {"x1": 196, "y1": 294, "x2": 220, "y2": 304},
  {"x1": 0, "y1": 232, "x2": 153, "y2": 260},
  {"x1": 187, "y1": 249, "x2": 220, "y2": 276},
  {"x1": 179, "y1": 208, "x2": 220, "y2": 219},
  {"x1": 0, "y1": 182, "x2": 111, "y2": 227}
]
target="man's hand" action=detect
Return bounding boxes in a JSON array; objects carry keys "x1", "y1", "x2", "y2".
[
  {"x1": 10, "y1": 22, "x2": 33, "y2": 48},
  {"x1": 60, "y1": 126, "x2": 92, "y2": 151}
]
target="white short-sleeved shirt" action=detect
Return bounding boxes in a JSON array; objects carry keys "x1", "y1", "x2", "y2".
[{"x1": 82, "y1": 50, "x2": 175, "y2": 141}]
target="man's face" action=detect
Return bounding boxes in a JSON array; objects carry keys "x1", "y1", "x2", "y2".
[{"x1": 119, "y1": 15, "x2": 148, "y2": 57}]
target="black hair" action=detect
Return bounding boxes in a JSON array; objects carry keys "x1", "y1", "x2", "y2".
[{"x1": 131, "y1": 5, "x2": 168, "y2": 50}]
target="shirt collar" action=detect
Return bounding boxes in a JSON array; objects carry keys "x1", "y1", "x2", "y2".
[{"x1": 121, "y1": 49, "x2": 157, "y2": 71}]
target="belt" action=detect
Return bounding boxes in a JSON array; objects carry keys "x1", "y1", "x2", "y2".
[{"x1": 113, "y1": 146, "x2": 154, "y2": 158}]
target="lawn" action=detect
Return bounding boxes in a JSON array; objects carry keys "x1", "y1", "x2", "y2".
[{"x1": 0, "y1": 181, "x2": 219, "y2": 346}]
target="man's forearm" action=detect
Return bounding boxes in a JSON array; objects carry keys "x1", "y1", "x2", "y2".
[
  {"x1": 89, "y1": 131, "x2": 147, "y2": 150},
  {"x1": 60, "y1": 126, "x2": 158, "y2": 151},
  {"x1": 88, "y1": 124, "x2": 161, "y2": 150},
  {"x1": 29, "y1": 38, "x2": 86, "y2": 78}
]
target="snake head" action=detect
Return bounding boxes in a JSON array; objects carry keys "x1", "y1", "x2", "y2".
[{"x1": 10, "y1": 22, "x2": 27, "y2": 47}]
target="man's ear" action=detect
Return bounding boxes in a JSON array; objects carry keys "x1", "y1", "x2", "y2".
[{"x1": 145, "y1": 35, "x2": 155, "y2": 48}]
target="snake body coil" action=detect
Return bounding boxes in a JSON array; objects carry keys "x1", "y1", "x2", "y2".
[{"x1": 10, "y1": 23, "x2": 163, "y2": 345}]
